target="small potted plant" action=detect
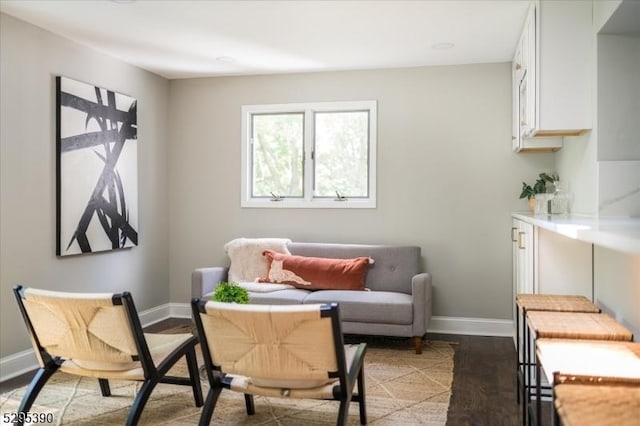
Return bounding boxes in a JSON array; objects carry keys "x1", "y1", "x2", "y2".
[
  {"x1": 212, "y1": 281, "x2": 249, "y2": 304},
  {"x1": 519, "y1": 172, "x2": 556, "y2": 213}
]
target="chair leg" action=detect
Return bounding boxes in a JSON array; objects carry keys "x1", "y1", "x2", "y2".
[
  {"x1": 198, "y1": 386, "x2": 223, "y2": 426},
  {"x1": 125, "y1": 379, "x2": 158, "y2": 426},
  {"x1": 99, "y1": 379, "x2": 111, "y2": 396},
  {"x1": 17, "y1": 367, "x2": 58, "y2": 418},
  {"x1": 185, "y1": 347, "x2": 204, "y2": 406},
  {"x1": 337, "y1": 398, "x2": 351, "y2": 426},
  {"x1": 244, "y1": 394, "x2": 255, "y2": 415},
  {"x1": 414, "y1": 336, "x2": 423, "y2": 354},
  {"x1": 357, "y1": 366, "x2": 367, "y2": 424}
]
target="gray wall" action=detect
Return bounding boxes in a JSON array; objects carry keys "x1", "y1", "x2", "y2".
[
  {"x1": 0, "y1": 14, "x2": 171, "y2": 359},
  {"x1": 167, "y1": 64, "x2": 554, "y2": 320}
]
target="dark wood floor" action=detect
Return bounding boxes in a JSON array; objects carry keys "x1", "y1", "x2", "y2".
[
  {"x1": 437, "y1": 333, "x2": 520, "y2": 426},
  {"x1": 1, "y1": 320, "x2": 525, "y2": 425}
]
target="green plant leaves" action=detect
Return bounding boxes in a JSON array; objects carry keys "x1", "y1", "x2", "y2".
[
  {"x1": 519, "y1": 172, "x2": 559, "y2": 199},
  {"x1": 212, "y1": 282, "x2": 250, "y2": 304}
]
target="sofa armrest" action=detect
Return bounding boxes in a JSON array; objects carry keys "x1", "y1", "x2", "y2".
[
  {"x1": 411, "y1": 272, "x2": 433, "y2": 337},
  {"x1": 191, "y1": 267, "x2": 229, "y2": 299}
]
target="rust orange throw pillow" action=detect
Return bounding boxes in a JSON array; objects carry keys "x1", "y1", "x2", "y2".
[{"x1": 260, "y1": 250, "x2": 371, "y2": 291}]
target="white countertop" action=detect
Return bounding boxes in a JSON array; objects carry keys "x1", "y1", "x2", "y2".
[{"x1": 512, "y1": 212, "x2": 640, "y2": 255}]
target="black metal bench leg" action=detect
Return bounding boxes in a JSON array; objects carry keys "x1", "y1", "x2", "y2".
[
  {"x1": 523, "y1": 316, "x2": 530, "y2": 426},
  {"x1": 516, "y1": 302, "x2": 521, "y2": 404},
  {"x1": 536, "y1": 358, "x2": 542, "y2": 426}
]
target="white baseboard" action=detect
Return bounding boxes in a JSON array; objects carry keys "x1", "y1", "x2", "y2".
[
  {"x1": 162, "y1": 304, "x2": 518, "y2": 336},
  {"x1": 169, "y1": 302, "x2": 193, "y2": 319},
  {"x1": 0, "y1": 349, "x2": 38, "y2": 384},
  {"x1": 1, "y1": 304, "x2": 513, "y2": 382},
  {"x1": 428, "y1": 315, "x2": 515, "y2": 337},
  {"x1": 138, "y1": 303, "x2": 173, "y2": 326}
]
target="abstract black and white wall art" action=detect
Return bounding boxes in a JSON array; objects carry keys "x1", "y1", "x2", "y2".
[{"x1": 56, "y1": 76, "x2": 138, "y2": 256}]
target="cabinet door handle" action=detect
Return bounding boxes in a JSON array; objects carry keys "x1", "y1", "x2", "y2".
[
  {"x1": 518, "y1": 232, "x2": 526, "y2": 250},
  {"x1": 511, "y1": 227, "x2": 518, "y2": 242},
  {"x1": 515, "y1": 63, "x2": 522, "y2": 70}
]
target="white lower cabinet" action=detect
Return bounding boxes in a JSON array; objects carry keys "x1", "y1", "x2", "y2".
[
  {"x1": 512, "y1": 218, "x2": 534, "y2": 353},
  {"x1": 511, "y1": 217, "x2": 593, "y2": 335},
  {"x1": 512, "y1": 218, "x2": 535, "y2": 297}
]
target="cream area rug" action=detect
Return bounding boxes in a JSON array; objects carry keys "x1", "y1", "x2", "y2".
[{"x1": 0, "y1": 337, "x2": 454, "y2": 425}]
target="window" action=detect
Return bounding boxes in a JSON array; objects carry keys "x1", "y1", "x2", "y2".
[{"x1": 241, "y1": 101, "x2": 376, "y2": 208}]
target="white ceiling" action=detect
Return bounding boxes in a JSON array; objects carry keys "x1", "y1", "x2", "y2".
[{"x1": 0, "y1": 0, "x2": 530, "y2": 80}]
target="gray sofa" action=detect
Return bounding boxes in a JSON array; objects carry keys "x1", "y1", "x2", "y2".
[{"x1": 191, "y1": 242, "x2": 432, "y2": 353}]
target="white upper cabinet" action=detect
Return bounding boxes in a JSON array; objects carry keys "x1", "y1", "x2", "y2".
[{"x1": 512, "y1": 0, "x2": 593, "y2": 152}]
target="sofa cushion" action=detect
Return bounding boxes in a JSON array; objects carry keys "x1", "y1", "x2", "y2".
[
  {"x1": 303, "y1": 290, "x2": 413, "y2": 325},
  {"x1": 249, "y1": 289, "x2": 312, "y2": 305},
  {"x1": 224, "y1": 238, "x2": 291, "y2": 283},
  {"x1": 260, "y1": 250, "x2": 371, "y2": 291}
]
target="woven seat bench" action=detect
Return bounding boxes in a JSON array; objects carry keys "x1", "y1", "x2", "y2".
[
  {"x1": 514, "y1": 294, "x2": 600, "y2": 425},
  {"x1": 524, "y1": 311, "x2": 633, "y2": 426},
  {"x1": 536, "y1": 339, "x2": 640, "y2": 426},
  {"x1": 554, "y1": 380, "x2": 640, "y2": 426}
]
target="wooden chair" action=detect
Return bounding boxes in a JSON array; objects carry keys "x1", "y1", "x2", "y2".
[
  {"x1": 13, "y1": 285, "x2": 203, "y2": 426},
  {"x1": 191, "y1": 300, "x2": 367, "y2": 426}
]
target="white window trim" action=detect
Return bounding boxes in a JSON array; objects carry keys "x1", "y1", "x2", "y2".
[{"x1": 241, "y1": 100, "x2": 377, "y2": 209}]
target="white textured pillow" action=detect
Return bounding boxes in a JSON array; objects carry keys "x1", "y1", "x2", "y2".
[{"x1": 224, "y1": 238, "x2": 292, "y2": 283}]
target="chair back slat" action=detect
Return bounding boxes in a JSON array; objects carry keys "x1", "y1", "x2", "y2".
[
  {"x1": 22, "y1": 288, "x2": 139, "y2": 368},
  {"x1": 200, "y1": 302, "x2": 338, "y2": 384}
]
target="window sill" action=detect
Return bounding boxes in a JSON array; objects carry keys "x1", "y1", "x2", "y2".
[{"x1": 241, "y1": 199, "x2": 376, "y2": 209}]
